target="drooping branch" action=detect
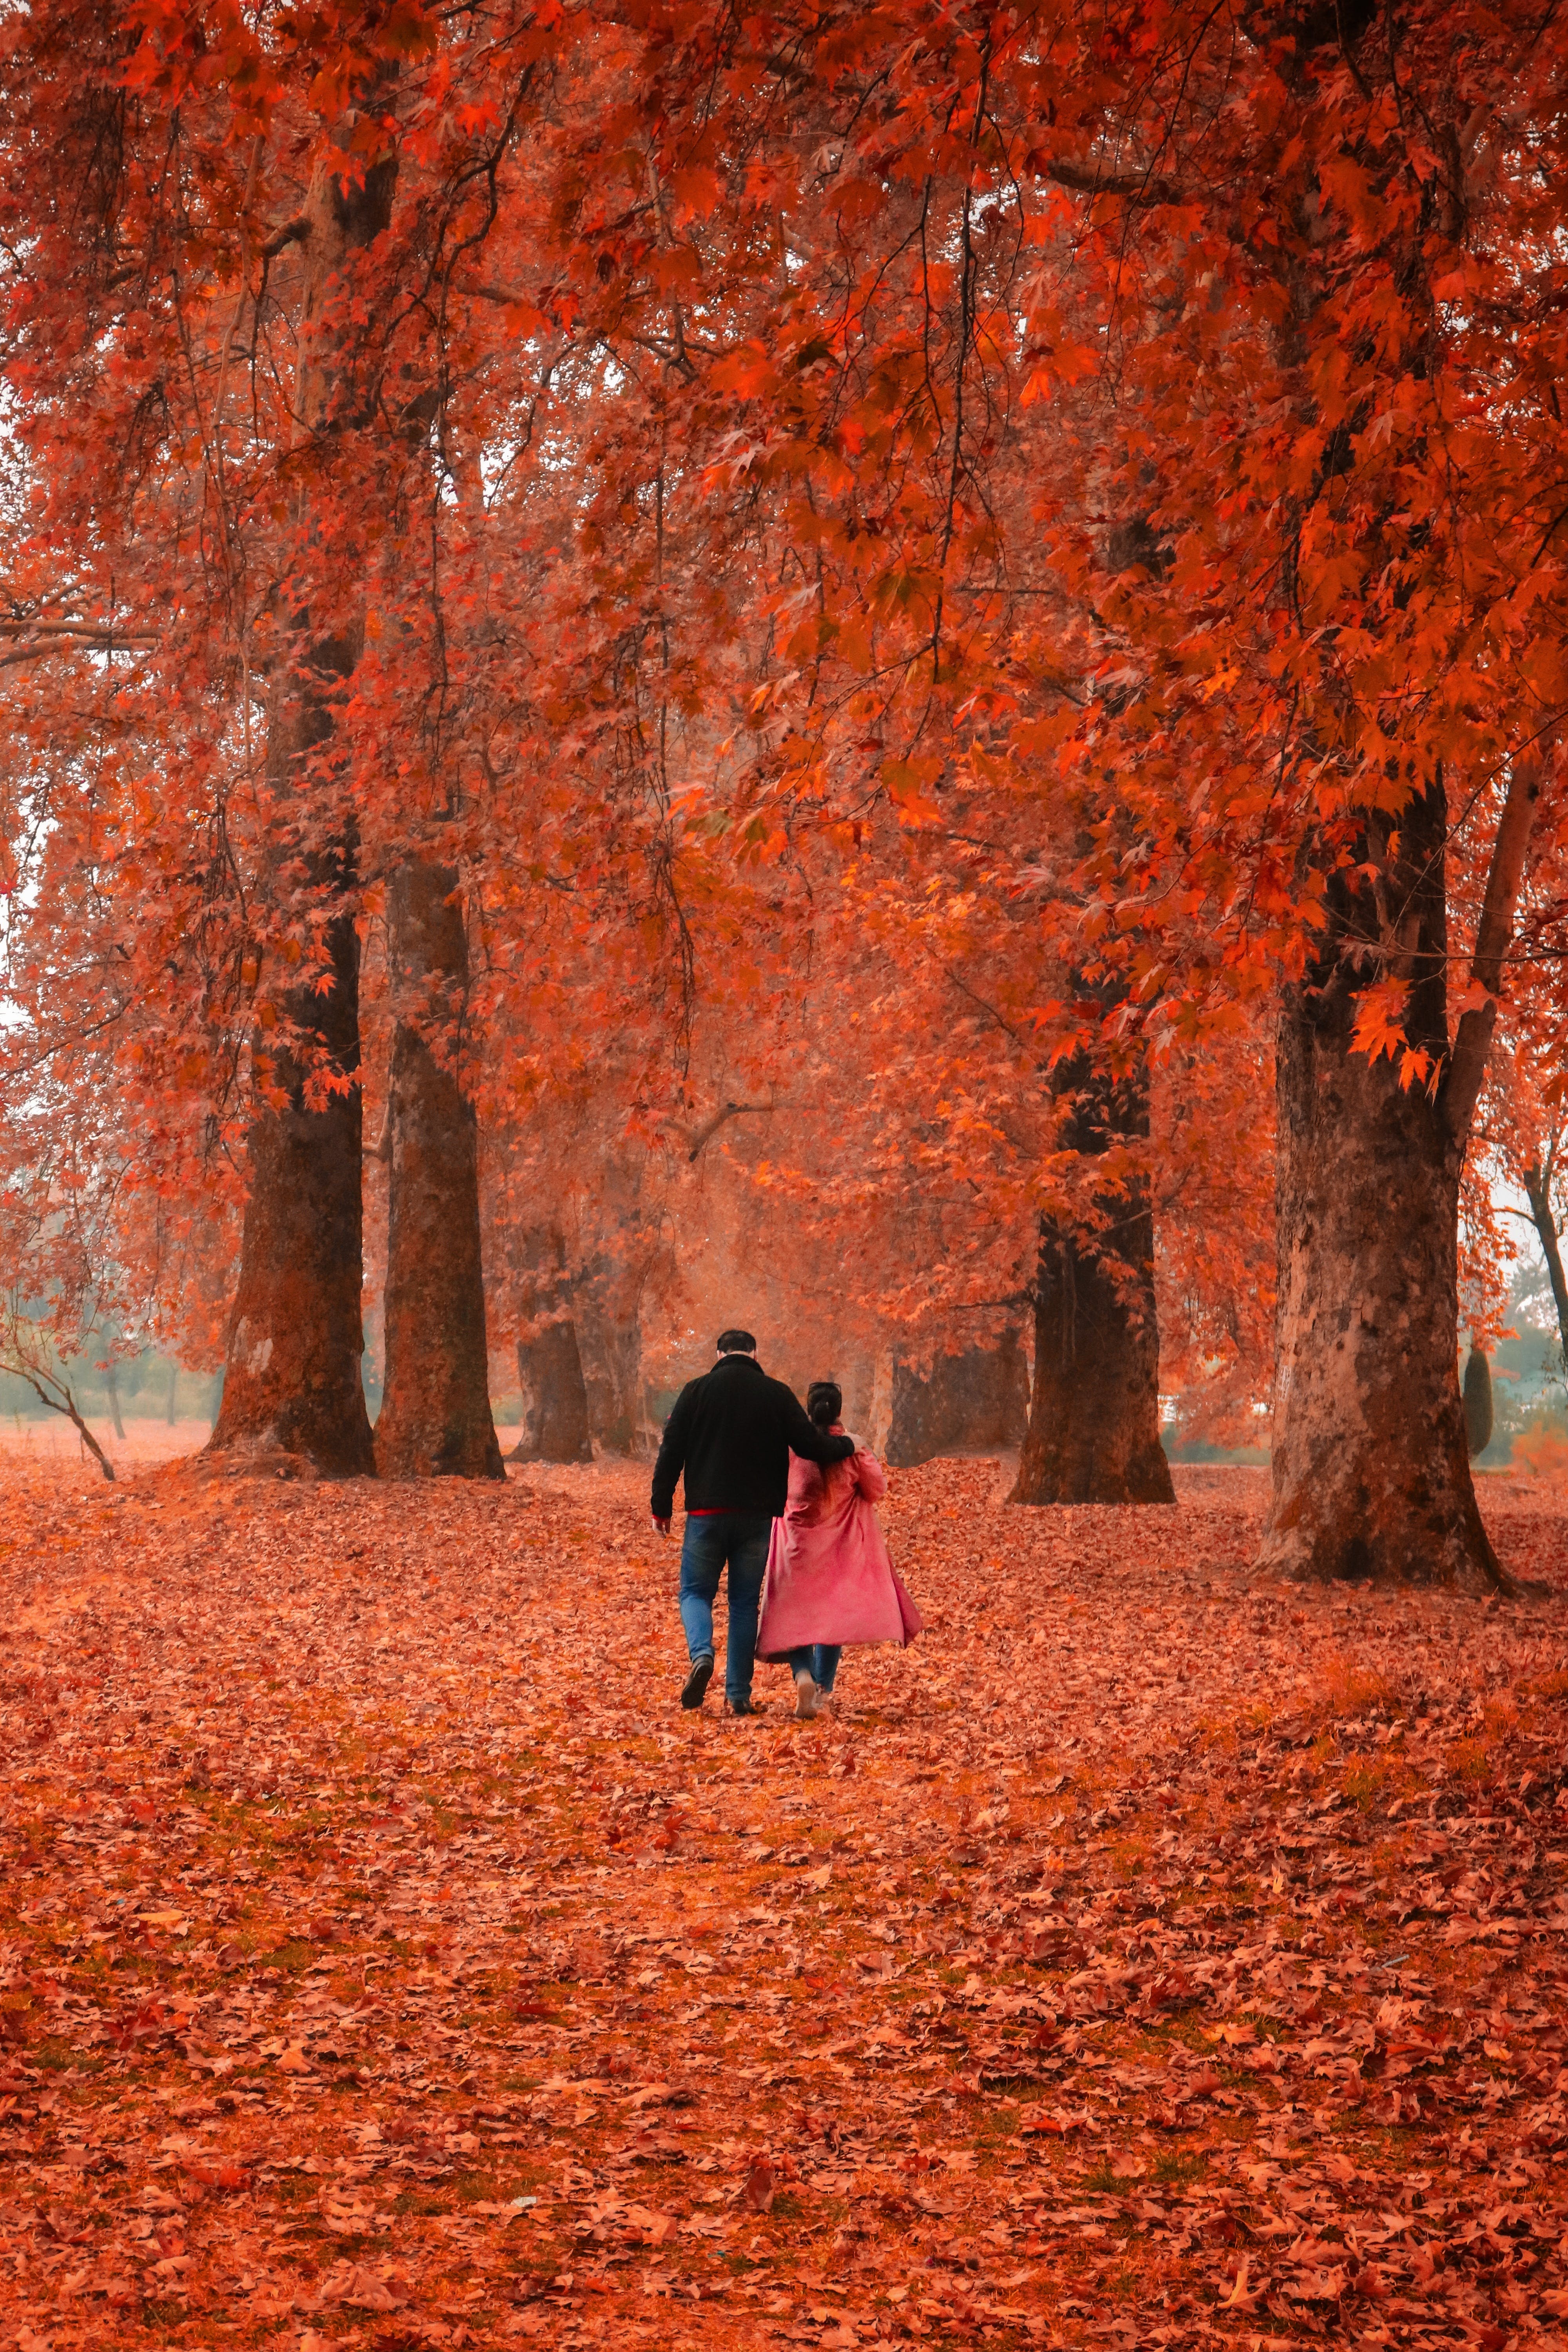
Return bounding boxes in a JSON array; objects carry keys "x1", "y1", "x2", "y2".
[{"x1": 5, "y1": 1362, "x2": 116, "y2": 1481}]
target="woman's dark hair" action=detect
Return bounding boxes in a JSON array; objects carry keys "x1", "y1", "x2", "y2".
[{"x1": 807, "y1": 1379, "x2": 843, "y2": 1430}]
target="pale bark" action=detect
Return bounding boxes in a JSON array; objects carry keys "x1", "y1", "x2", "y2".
[
  {"x1": 103, "y1": 1357, "x2": 127, "y2": 1441},
  {"x1": 374, "y1": 862, "x2": 503, "y2": 1480},
  {"x1": 209, "y1": 142, "x2": 397, "y2": 1476}
]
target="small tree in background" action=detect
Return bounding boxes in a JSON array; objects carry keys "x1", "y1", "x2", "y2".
[{"x1": 1462, "y1": 1350, "x2": 1494, "y2": 1461}]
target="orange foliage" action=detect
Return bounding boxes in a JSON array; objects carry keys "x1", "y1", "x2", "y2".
[{"x1": 0, "y1": 1451, "x2": 1566, "y2": 2347}]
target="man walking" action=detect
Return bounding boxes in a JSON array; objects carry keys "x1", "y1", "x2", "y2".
[{"x1": 650, "y1": 1330, "x2": 855, "y2": 1714}]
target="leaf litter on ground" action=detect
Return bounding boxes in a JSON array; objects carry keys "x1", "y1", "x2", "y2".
[{"x1": 0, "y1": 1454, "x2": 1566, "y2": 2352}]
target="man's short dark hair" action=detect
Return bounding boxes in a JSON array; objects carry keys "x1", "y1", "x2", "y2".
[{"x1": 716, "y1": 1328, "x2": 757, "y2": 1355}]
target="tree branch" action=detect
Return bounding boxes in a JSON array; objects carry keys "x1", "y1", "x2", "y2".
[
  {"x1": 9, "y1": 1366, "x2": 116, "y2": 1481},
  {"x1": 1039, "y1": 159, "x2": 1184, "y2": 205},
  {"x1": 687, "y1": 1100, "x2": 775, "y2": 1162},
  {"x1": 260, "y1": 215, "x2": 309, "y2": 260},
  {"x1": 0, "y1": 624, "x2": 157, "y2": 670},
  {"x1": 1443, "y1": 753, "x2": 1543, "y2": 1142}
]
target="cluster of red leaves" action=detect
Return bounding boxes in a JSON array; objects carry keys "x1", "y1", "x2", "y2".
[{"x1": 1, "y1": 1456, "x2": 1567, "y2": 2352}]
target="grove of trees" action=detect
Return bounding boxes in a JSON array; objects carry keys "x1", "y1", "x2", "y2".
[{"x1": 4, "y1": 0, "x2": 1567, "y2": 1596}]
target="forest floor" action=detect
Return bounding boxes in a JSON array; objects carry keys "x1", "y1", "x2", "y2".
[{"x1": 1, "y1": 1454, "x2": 1567, "y2": 2352}]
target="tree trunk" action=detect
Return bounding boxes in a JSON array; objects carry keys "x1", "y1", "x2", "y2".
[
  {"x1": 1523, "y1": 1164, "x2": 1568, "y2": 1372},
  {"x1": 578, "y1": 1298, "x2": 645, "y2": 1455},
  {"x1": 208, "y1": 868, "x2": 374, "y2": 1471},
  {"x1": 374, "y1": 860, "x2": 503, "y2": 1479},
  {"x1": 510, "y1": 1327, "x2": 593, "y2": 1464},
  {"x1": 207, "y1": 135, "x2": 397, "y2": 1476},
  {"x1": 884, "y1": 1340, "x2": 1030, "y2": 1468},
  {"x1": 1462, "y1": 1350, "x2": 1494, "y2": 1458},
  {"x1": 1258, "y1": 782, "x2": 1507, "y2": 1592},
  {"x1": 165, "y1": 1358, "x2": 178, "y2": 1425},
  {"x1": 103, "y1": 1358, "x2": 127, "y2": 1442},
  {"x1": 1011, "y1": 1053, "x2": 1175, "y2": 1506}
]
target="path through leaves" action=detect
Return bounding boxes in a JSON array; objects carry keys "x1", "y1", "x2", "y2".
[{"x1": 2, "y1": 1457, "x2": 1567, "y2": 2351}]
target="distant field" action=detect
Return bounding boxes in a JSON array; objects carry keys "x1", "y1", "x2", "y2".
[{"x1": 0, "y1": 1417, "x2": 530, "y2": 1467}]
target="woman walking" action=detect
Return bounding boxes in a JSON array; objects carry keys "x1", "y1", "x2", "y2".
[{"x1": 756, "y1": 1380, "x2": 922, "y2": 1717}]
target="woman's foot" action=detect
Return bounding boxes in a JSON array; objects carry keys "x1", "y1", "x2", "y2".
[{"x1": 793, "y1": 1668, "x2": 820, "y2": 1719}]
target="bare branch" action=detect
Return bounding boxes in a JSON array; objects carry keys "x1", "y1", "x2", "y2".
[
  {"x1": 7, "y1": 1366, "x2": 116, "y2": 1481},
  {"x1": 687, "y1": 1100, "x2": 775, "y2": 1162}
]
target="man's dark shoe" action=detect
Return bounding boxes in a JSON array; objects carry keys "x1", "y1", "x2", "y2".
[
  {"x1": 680, "y1": 1653, "x2": 715, "y2": 1710},
  {"x1": 727, "y1": 1695, "x2": 760, "y2": 1716}
]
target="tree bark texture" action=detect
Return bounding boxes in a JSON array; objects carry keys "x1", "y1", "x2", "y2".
[
  {"x1": 883, "y1": 1340, "x2": 1029, "y2": 1468},
  {"x1": 374, "y1": 861, "x2": 503, "y2": 1480},
  {"x1": 208, "y1": 139, "x2": 397, "y2": 1476},
  {"x1": 1258, "y1": 784, "x2": 1507, "y2": 1592},
  {"x1": 209, "y1": 856, "x2": 374, "y2": 1471},
  {"x1": 505, "y1": 1226, "x2": 593, "y2": 1464},
  {"x1": 578, "y1": 1292, "x2": 645, "y2": 1455},
  {"x1": 1524, "y1": 1163, "x2": 1568, "y2": 1372},
  {"x1": 510, "y1": 1328, "x2": 593, "y2": 1464},
  {"x1": 1011, "y1": 1053, "x2": 1175, "y2": 1506}
]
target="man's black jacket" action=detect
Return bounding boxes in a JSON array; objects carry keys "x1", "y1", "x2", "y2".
[{"x1": 650, "y1": 1352, "x2": 855, "y2": 1519}]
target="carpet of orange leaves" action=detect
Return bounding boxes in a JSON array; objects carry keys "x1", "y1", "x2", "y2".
[{"x1": 2, "y1": 1452, "x2": 1567, "y2": 2352}]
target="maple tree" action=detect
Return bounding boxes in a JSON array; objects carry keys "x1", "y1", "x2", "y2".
[
  {"x1": 9, "y1": 27, "x2": 1568, "y2": 2352},
  {"x1": 663, "y1": 0, "x2": 1568, "y2": 1578},
  {"x1": 4, "y1": 0, "x2": 1568, "y2": 1599}
]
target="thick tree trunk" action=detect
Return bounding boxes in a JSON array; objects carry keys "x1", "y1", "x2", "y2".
[
  {"x1": 209, "y1": 860, "x2": 375, "y2": 1471},
  {"x1": 578, "y1": 1297, "x2": 645, "y2": 1455},
  {"x1": 1011, "y1": 1053, "x2": 1175, "y2": 1506},
  {"x1": 884, "y1": 1340, "x2": 1030, "y2": 1468},
  {"x1": 207, "y1": 135, "x2": 397, "y2": 1476},
  {"x1": 1012, "y1": 1213, "x2": 1175, "y2": 1503},
  {"x1": 504, "y1": 1226, "x2": 592, "y2": 1464},
  {"x1": 510, "y1": 1327, "x2": 593, "y2": 1464},
  {"x1": 1259, "y1": 783, "x2": 1507, "y2": 1592},
  {"x1": 374, "y1": 861, "x2": 503, "y2": 1480}
]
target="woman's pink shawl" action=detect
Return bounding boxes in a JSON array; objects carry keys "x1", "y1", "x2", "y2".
[{"x1": 756, "y1": 1433, "x2": 923, "y2": 1659}]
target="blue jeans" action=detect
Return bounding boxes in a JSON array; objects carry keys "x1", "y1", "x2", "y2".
[
  {"x1": 784, "y1": 1644, "x2": 842, "y2": 1691},
  {"x1": 678, "y1": 1513, "x2": 772, "y2": 1708}
]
